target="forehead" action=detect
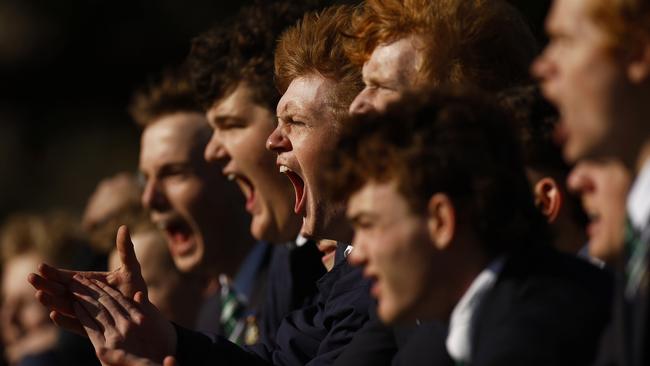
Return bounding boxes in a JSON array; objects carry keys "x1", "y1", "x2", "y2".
[
  {"x1": 207, "y1": 83, "x2": 256, "y2": 119},
  {"x1": 140, "y1": 112, "x2": 209, "y2": 164},
  {"x1": 547, "y1": 0, "x2": 591, "y2": 33},
  {"x1": 277, "y1": 74, "x2": 335, "y2": 118},
  {"x1": 364, "y1": 36, "x2": 421, "y2": 78},
  {"x1": 348, "y1": 180, "x2": 409, "y2": 216}
]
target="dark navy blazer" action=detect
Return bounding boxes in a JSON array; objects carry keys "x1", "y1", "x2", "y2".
[{"x1": 174, "y1": 243, "x2": 372, "y2": 366}]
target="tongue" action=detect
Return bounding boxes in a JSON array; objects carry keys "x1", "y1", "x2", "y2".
[
  {"x1": 286, "y1": 172, "x2": 305, "y2": 214},
  {"x1": 172, "y1": 230, "x2": 191, "y2": 243}
]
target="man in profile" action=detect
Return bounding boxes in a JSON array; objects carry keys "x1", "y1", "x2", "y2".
[
  {"x1": 328, "y1": 89, "x2": 612, "y2": 365},
  {"x1": 534, "y1": 0, "x2": 650, "y2": 363}
]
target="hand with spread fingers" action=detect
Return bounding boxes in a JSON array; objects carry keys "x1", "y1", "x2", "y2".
[
  {"x1": 97, "y1": 348, "x2": 177, "y2": 366},
  {"x1": 71, "y1": 273, "x2": 177, "y2": 364},
  {"x1": 27, "y1": 225, "x2": 148, "y2": 336}
]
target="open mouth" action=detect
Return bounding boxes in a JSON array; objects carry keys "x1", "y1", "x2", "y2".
[
  {"x1": 157, "y1": 218, "x2": 195, "y2": 257},
  {"x1": 280, "y1": 165, "x2": 306, "y2": 215},
  {"x1": 228, "y1": 173, "x2": 256, "y2": 213},
  {"x1": 365, "y1": 273, "x2": 380, "y2": 299}
]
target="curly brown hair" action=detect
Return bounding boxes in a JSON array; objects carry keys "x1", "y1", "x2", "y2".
[
  {"x1": 588, "y1": 0, "x2": 650, "y2": 51},
  {"x1": 188, "y1": 0, "x2": 322, "y2": 111},
  {"x1": 326, "y1": 88, "x2": 549, "y2": 256},
  {"x1": 129, "y1": 68, "x2": 203, "y2": 128},
  {"x1": 345, "y1": 0, "x2": 538, "y2": 92},
  {"x1": 275, "y1": 5, "x2": 363, "y2": 121}
]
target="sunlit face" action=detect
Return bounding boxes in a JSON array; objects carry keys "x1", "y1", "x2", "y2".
[
  {"x1": 140, "y1": 113, "x2": 241, "y2": 273},
  {"x1": 1, "y1": 253, "x2": 54, "y2": 362},
  {"x1": 349, "y1": 36, "x2": 424, "y2": 115},
  {"x1": 346, "y1": 181, "x2": 434, "y2": 324},
  {"x1": 533, "y1": 0, "x2": 628, "y2": 163},
  {"x1": 567, "y1": 160, "x2": 631, "y2": 264},
  {"x1": 268, "y1": 75, "x2": 350, "y2": 241},
  {"x1": 205, "y1": 84, "x2": 301, "y2": 243}
]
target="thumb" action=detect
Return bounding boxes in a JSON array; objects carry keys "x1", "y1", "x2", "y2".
[
  {"x1": 163, "y1": 356, "x2": 177, "y2": 366},
  {"x1": 116, "y1": 225, "x2": 142, "y2": 274}
]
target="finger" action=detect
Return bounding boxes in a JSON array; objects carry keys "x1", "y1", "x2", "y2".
[
  {"x1": 163, "y1": 356, "x2": 177, "y2": 366},
  {"x1": 98, "y1": 347, "x2": 158, "y2": 366},
  {"x1": 116, "y1": 226, "x2": 141, "y2": 274},
  {"x1": 83, "y1": 278, "x2": 137, "y2": 333},
  {"x1": 97, "y1": 348, "x2": 129, "y2": 366},
  {"x1": 35, "y1": 289, "x2": 75, "y2": 317},
  {"x1": 38, "y1": 263, "x2": 76, "y2": 284},
  {"x1": 50, "y1": 310, "x2": 86, "y2": 337},
  {"x1": 73, "y1": 302, "x2": 105, "y2": 347},
  {"x1": 133, "y1": 291, "x2": 148, "y2": 305},
  {"x1": 93, "y1": 280, "x2": 145, "y2": 325},
  {"x1": 28, "y1": 272, "x2": 67, "y2": 295},
  {"x1": 70, "y1": 277, "x2": 117, "y2": 332},
  {"x1": 39, "y1": 262, "x2": 110, "y2": 285}
]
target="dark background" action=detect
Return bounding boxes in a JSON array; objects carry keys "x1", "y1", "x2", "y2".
[{"x1": 0, "y1": 0, "x2": 552, "y2": 222}]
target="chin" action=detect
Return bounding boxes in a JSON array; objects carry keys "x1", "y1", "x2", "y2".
[
  {"x1": 378, "y1": 303, "x2": 403, "y2": 325},
  {"x1": 250, "y1": 219, "x2": 268, "y2": 241},
  {"x1": 172, "y1": 254, "x2": 202, "y2": 274}
]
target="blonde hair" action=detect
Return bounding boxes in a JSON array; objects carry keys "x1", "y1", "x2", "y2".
[{"x1": 1, "y1": 212, "x2": 88, "y2": 268}]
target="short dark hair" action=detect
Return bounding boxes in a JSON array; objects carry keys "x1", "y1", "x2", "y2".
[
  {"x1": 326, "y1": 89, "x2": 549, "y2": 256},
  {"x1": 188, "y1": 0, "x2": 320, "y2": 111},
  {"x1": 498, "y1": 84, "x2": 568, "y2": 178},
  {"x1": 129, "y1": 68, "x2": 203, "y2": 127},
  {"x1": 499, "y1": 84, "x2": 589, "y2": 231}
]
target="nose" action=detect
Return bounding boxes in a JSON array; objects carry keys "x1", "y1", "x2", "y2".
[
  {"x1": 349, "y1": 88, "x2": 375, "y2": 116},
  {"x1": 267, "y1": 125, "x2": 292, "y2": 153},
  {"x1": 141, "y1": 177, "x2": 168, "y2": 211},
  {"x1": 567, "y1": 165, "x2": 594, "y2": 194},
  {"x1": 204, "y1": 130, "x2": 228, "y2": 164},
  {"x1": 531, "y1": 49, "x2": 556, "y2": 83}
]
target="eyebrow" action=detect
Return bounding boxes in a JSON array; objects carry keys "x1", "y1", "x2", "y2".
[
  {"x1": 277, "y1": 101, "x2": 311, "y2": 122},
  {"x1": 211, "y1": 115, "x2": 246, "y2": 127},
  {"x1": 347, "y1": 211, "x2": 378, "y2": 223}
]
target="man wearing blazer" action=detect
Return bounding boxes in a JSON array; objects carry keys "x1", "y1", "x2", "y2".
[{"x1": 327, "y1": 90, "x2": 613, "y2": 366}]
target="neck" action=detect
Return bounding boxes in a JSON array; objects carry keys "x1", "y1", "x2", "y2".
[
  {"x1": 635, "y1": 140, "x2": 650, "y2": 176},
  {"x1": 440, "y1": 242, "x2": 491, "y2": 322}
]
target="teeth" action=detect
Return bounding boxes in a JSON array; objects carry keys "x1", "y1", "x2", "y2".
[
  {"x1": 279, "y1": 166, "x2": 289, "y2": 173},
  {"x1": 227, "y1": 174, "x2": 236, "y2": 181}
]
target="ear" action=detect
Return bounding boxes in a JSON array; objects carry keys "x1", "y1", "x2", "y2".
[
  {"x1": 627, "y1": 41, "x2": 650, "y2": 83},
  {"x1": 426, "y1": 193, "x2": 455, "y2": 250},
  {"x1": 533, "y1": 177, "x2": 563, "y2": 223}
]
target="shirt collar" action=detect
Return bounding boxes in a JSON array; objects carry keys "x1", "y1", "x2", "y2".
[
  {"x1": 446, "y1": 256, "x2": 505, "y2": 363},
  {"x1": 627, "y1": 157, "x2": 650, "y2": 231}
]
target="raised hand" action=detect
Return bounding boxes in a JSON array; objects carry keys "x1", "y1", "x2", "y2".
[
  {"x1": 27, "y1": 226, "x2": 148, "y2": 335},
  {"x1": 71, "y1": 275, "x2": 177, "y2": 363},
  {"x1": 97, "y1": 348, "x2": 177, "y2": 366}
]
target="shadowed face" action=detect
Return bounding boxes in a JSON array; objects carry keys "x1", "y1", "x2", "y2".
[
  {"x1": 349, "y1": 36, "x2": 423, "y2": 116},
  {"x1": 139, "y1": 113, "x2": 242, "y2": 273},
  {"x1": 568, "y1": 160, "x2": 631, "y2": 263},
  {"x1": 346, "y1": 181, "x2": 434, "y2": 324},
  {"x1": 205, "y1": 84, "x2": 301, "y2": 243},
  {"x1": 533, "y1": 0, "x2": 629, "y2": 163}
]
